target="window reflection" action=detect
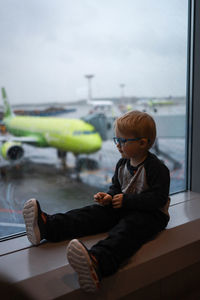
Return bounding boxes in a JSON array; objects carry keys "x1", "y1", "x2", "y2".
[{"x1": 0, "y1": 0, "x2": 188, "y2": 239}]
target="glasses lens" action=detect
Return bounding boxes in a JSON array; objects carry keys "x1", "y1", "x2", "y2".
[
  {"x1": 113, "y1": 137, "x2": 118, "y2": 144},
  {"x1": 113, "y1": 137, "x2": 126, "y2": 145}
]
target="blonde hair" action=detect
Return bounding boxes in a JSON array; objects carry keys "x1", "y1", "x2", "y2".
[{"x1": 115, "y1": 110, "x2": 156, "y2": 148}]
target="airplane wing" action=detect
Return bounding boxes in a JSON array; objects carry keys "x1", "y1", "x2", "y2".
[{"x1": 0, "y1": 135, "x2": 39, "y2": 144}]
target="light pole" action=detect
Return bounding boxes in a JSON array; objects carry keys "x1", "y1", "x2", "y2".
[
  {"x1": 120, "y1": 83, "x2": 125, "y2": 100},
  {"x1": 85, "y1": 74, "x2": 94, "y2": 101}
]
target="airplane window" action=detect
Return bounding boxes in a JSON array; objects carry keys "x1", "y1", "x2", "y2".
[
  {"x1": 73, "y1": 130, "x2": 97, "y2": 135},
  {"x1": 0, "y1": 0, "x2": 188, "y2": 240}
]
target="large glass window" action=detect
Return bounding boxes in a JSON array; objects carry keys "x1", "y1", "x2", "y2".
[{"x1": 0, "y1": 0, "x2": 188, "y2": 239}]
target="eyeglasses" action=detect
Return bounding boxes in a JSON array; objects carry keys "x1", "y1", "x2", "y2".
[{"x1": 113, "y1": 137, "x2": 143, "y2": 146}]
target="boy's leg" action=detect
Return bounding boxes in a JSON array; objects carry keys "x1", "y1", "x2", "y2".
[
  {"x1": 23, "y1": 199, "x2": 120, "y2": 244},
  {"x1": 45, "y1": 203, "x2": 120, "y2": 242},
  {"x1": 89, "y1": 210, "x2": 169, "y2": 277}
]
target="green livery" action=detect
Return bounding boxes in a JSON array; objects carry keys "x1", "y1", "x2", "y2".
[{"x1": 0, "y1": 88, "x2": 102, "y2": 161}]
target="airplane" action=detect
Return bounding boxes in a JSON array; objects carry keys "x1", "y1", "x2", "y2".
[
  {"x1": 136, "y1": 98, "x2": 174, "y2": 112},
  {"x1": 0, "y1": 87, "x2": 102, "y2": 167}
]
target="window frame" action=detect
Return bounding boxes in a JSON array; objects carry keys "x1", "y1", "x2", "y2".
[
  {"x1": 0, "y1": 0, "x2": 197, "y2": 241},
  {"x1": 188, "y1": 0, "x2": 200, "y2": 192}
]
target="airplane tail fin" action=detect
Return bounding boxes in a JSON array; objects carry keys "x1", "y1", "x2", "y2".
[{"x1": 1, "y1": 87, "x2": 14, "y2": 118}]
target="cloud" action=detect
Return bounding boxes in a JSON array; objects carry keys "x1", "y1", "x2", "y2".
[{"x1": 0, "y1": 0, "x2": 188, "y2": 103}]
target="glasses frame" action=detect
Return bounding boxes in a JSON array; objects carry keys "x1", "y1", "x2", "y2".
[{"x1": 113, "y1": 137, "x2": 143, "y2": 146}]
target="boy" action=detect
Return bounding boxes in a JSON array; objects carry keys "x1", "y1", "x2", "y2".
[{"x1": 23, "y1": 110, "x2": 170, "y2": 293}]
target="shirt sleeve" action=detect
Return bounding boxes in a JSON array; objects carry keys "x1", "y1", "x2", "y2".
[
  {"x1": 106, "y1": 158, "x2": 125, "y2": 197},
  {"x1": 122, "y1": 158, "x2": 170, "y2": 211}
]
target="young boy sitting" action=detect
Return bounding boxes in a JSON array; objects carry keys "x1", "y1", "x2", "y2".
[{"x1": 23, "y1": 110, "x2": 170, "y2": 293}]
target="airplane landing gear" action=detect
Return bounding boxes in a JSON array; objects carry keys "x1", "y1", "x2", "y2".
[
  {"x1": 75, "y1": 157, "x2": 99, "y2": 172},
  {"x1": 74, "y1": 156, "x2": 99, "y2": 182},
  {"x1": 74, "y1": 155, "x2": 81, "y2": 181},
  {"x1": 57, "y1": 150, "x2": 67, "y2": 169}
]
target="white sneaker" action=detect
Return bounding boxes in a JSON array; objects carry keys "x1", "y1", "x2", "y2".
[
  {"x1": 66, "y1": 239, "x2": 100, "y2": 293},
  {"x1": 23, "y1": 198, "x2": 46, "y2": 245}
]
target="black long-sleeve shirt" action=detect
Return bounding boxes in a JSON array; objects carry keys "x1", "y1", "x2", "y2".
[{"x1": 107, "y1": 152, "x2": 170, "y2": 215}]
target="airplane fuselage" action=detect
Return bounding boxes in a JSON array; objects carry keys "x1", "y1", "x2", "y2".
[{"x1": 3, "y1": 115, "x2": 102, "y2": 154}]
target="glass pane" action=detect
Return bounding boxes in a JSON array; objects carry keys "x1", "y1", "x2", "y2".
[{"x1": 0, "y1": 0, "x2": 188, "y2": 239}]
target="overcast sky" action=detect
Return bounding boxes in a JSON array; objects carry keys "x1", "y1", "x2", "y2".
[{"x1": 0, "y1": 0, "x2": 188, "y2": 104}]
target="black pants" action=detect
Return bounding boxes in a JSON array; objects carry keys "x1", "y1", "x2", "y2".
[{"x1": 45, "y1": 204, "x2": 169, "y2": 277}]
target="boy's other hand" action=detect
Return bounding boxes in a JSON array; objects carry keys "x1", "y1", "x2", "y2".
[
  {"x1": 112, "y1": 194, "x2": 123, "y2": 208},
  {"x1": 94, "y1": 192, "x2": 112, "y2": 206}
]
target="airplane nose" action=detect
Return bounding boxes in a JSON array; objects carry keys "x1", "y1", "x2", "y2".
[
  {"x1": 88, "y1": 133, "x2": 102, "y2": 152},
  {"x1": 73, "y1": 132, "x2": 102, "y2": 154}
]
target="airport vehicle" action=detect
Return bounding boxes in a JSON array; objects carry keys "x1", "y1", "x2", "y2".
[{"x1": 0, "y1": 88, "x2": 102, "y2": 165}]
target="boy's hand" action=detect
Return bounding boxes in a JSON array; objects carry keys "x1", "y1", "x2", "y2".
[
  {"x1": 94, "y1": 192, "x2": 112, "y2": 206},
  {"x1": 112, "y1": 194, "x2": 123, "y2": 208}
]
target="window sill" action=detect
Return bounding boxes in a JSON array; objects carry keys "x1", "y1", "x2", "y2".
[{"x1": 1, "y1": 191, "x2": 200, "y2": 299}]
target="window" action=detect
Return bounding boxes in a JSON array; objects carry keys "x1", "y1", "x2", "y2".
[{"x1": 0, "y1": 0, "x2": 189, "y2": 240}]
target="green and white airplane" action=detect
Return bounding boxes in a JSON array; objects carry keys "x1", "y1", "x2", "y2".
[{"x1": 0, "y1": 87, "x2": 102, "y2": 165}]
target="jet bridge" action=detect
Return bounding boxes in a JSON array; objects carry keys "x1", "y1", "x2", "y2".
[{"x1": 82, "y1": 113, "x2": 115, "y2": 141}]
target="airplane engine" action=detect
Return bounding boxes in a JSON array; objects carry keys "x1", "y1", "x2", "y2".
[{"x1": 1, "y1": 141, "x2": 24, "y2": 161}]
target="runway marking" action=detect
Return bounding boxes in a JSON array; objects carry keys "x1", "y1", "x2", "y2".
[
  {"x1": 0, "y1": 208, "x2": 22, "y2": 214},
  {"x1": 0, "y1": 222, "x2": 25, "y2": 228}
]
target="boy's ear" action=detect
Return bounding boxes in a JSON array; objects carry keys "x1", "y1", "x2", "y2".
[{"x1": 139, "y1": 138, "x2": 148, "y2": 147}]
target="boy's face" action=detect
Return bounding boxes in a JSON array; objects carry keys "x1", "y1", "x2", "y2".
[{"x1": 114, "y1": 126, "x2": 148, "y2": 160}]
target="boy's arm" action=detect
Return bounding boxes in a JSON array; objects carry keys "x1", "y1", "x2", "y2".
[
  {"x1": 122, "y1": 160, "x2": 170, "y2": 211},
  {"x1": 106, "y1": 158, "x2": 124, "y2": 197}
]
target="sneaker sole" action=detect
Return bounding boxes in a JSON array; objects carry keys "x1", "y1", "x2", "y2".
[
  {"x1": 23, "y1": 198, "x2": 41, "y2": 245},
  {"x1": 66, "y1": 239, "x2": 99, "y2": 293}
]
